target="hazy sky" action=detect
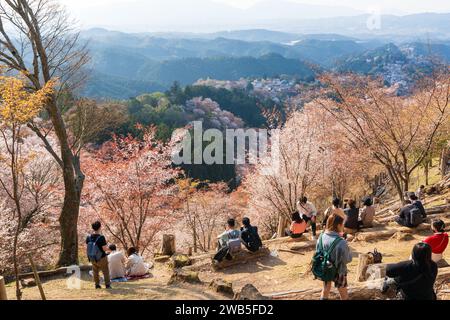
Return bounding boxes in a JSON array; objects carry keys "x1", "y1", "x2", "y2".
[
  {"x1": 59, "y1": 0, "x2": 450, "y2": 32},
  {"x1": 61, "y1": 0, "x2": 450, "y2": 12}
]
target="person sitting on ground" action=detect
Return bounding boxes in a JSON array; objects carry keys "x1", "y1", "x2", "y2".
[
  {"x1": 214, "y1": 218, "x2": 242, "y2": 263},
  {"x1": 286, "y1": 212, "x2": 307, "y2": 239},
  {"x1": 395, "y1": 198, "x2": 427, "y2": 229},
  {"x1": 316, "y1": 214, "x2": 353, "y2": 300},
  {"x1": 107, "y1": 244, "x2": 127, "y2": 280},
  {"x1": 126, "y1": 247, "x2": 150, "y2": 277},
  {"x1": 322, "y1": 198, "x2": 346, "y2": 229},
  {"x1": 416, "y1": 185, "x2": 426, "y2": 201},
  {"x1": 384, "y1": 243, "x2": 438, "y2": 300},
  {"x1": 86, "y1": 221, "x2": 111, "y2": 289},
  {"x1": 343, "y1": 198, "x2": 350, "y2": 210},
  {"x1": 297, "y1": 196, "x2": 318, "y2": 240},
  {"x1": 240, "y1": 217, "x2": 263, "y2": 252},
  {"x1": 410, "y1": 194, "x2": 426, "y2": 218},
  {"x1": 343, "y1": 199, "x2": 359, "y2": 235},
  {"x1": 359, "y1": 197, "x2": 375, "y2": 229},
  {"x1": 423, "y1": 220, "x2": 449, "y2": 263}
]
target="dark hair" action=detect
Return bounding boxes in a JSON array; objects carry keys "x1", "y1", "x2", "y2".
[
  {"x1": 109, "y1": 244, "x2": 117, "y2": 251},
  {"x1": 127, "y1": 247, "x2": 137, "y2": 257},
  {"x1": 363, "y1": 197, "x2": 373, "y2": 207},
  {"x1": 432, "y1": 219, "x2": 446, "y2": 233},
  {"x1": 326, "y1": 214, "x2": 344, "y2": 232},
  {"x1": 227, "y1": 218, "x2": 236, "y2": 228},
  {"x1": 348, "y1": 199, "x2": 357, "y2": 209},
  {"x1": 332, "y1": 198, "x2": 341, "y2": 208},
  {"x1": 411, "y1": 243, "x2": 433, "y2": 273},
  {"x1": 92, "y1": 221, "x2": 101, "y2": 231},
  {"x1": 300, "y1": 197, "x2": 308, "y2": 204},
  {"x1": 420, "y1": 185, "x2": 425, "y2": 189},
  {"x1": 242, "y1": 217, "x2": 251, "y2": 227},
  {"x1": 292, "y1": 212, "x2": 303, "y2": 224},
  {"x1": 409, "y1": 194, "x2": 418, "y2": 201}
]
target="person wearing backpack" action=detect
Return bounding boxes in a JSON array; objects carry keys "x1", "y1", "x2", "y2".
[
  {"x1": 86, "y1": 221, "x2": 112, "y2": 289},
  {"x1": 312, "y1": 214, "x2": 352, "y2": 300},
  {"x1": 410, "y1": 194, "x2": 426, "y2": 218},
  {"x1": 213, "y1": 218, "x2": 242, "y2": 263},
  {"x1": 383, "y1": 243, "x2": 438, "y2": 300},
  {"x1": 396, "y1": 202, "x2": 426, "y2": 228},
  {"x1": 240, "y1": 217, "x2": 263, "y2": 252}
]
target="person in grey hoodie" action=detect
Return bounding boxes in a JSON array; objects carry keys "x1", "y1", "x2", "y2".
[{"x1": 318, "y1": 214, "x2": 353, "y2": 300}]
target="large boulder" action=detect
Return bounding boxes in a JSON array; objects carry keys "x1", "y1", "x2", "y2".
[{"x1": 234, "y1": 284, "x2": 269, "y2": 300}]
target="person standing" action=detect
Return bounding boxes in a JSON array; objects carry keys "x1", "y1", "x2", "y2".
[
  {"x1": 86, "y1": 221, "x2": 111, "y2": 289},
  {"x1": 314, "y1": 214, "x2": 352, "y2": 300},
  {"x1": 298, "y1": 197, "x2": 318, "y2": 240}
]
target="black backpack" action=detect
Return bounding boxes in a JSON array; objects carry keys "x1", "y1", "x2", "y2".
[
  {"x1": 86, "y1": 235, "x2": 104, "y2": 262},
  {"x1": 409, "y1": 207, "x2": 423, "y2": 227}
]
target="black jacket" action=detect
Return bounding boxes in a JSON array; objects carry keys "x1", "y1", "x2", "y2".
[
  {"x1": 344, "y1": 207, "x2": 359, "y2": 230},
  {"x1": 386, "y1": 260, "x2": 438, "y2": 300},
  {"x1": 240, "y1": 225, "x2": 262, "y2": 252}
]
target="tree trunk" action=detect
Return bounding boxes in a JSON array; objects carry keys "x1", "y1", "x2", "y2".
[
  {"x1": 160, "y1": 234, "x2": 176, "y2": 256},
  {"x1": 355, "y1": 254, "x2": 371, "y2": 282},
  {"x1": 58, "y1": 196, "x2": 80, "y2": 266},
  {"x1": 277, "y1": 215, "x2": 288, "y2": 238},
  {"x1": 424, "y1": 160, "x2": 430, "y2": 186},
  {"x1": 0, "y1": 276, "x2": 7, "y2": 300},
  {"x1": 13, "y1": 227, "x2": 21, "y2": 301},
  {"x1": 45, "y1": 97, "x2": 84, "y2": 267}
]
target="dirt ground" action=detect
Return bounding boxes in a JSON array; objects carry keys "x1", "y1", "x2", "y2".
[{"x1": 6, "y1": 221, "x2": 449, "y2": 300}]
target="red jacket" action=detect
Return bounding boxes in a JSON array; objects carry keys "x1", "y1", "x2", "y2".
[{"x1": 423, "y1": 233, "x2": 449, "y2": 254}]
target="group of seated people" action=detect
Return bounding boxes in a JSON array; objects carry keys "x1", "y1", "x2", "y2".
[
  {"x1": 396, "y1": 193, "x2": 427, "y2": 228},
  {"x1": 108, "y1": 245, "x2": 151, "y2": 280},
  {"x1": 213, "y1": 217, "x2": 263, "y2": 263}
]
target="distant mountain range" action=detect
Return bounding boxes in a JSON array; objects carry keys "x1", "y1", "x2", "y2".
[{"x1": 80, "y1": 24, "x2": 450, "y2": 99}]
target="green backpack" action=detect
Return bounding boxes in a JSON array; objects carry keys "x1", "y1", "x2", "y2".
[{"x1": 311, "y1": 233, "x2": 342, "y2": 282}]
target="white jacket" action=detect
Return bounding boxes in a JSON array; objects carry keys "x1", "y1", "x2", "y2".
[
  {"x1": 126, "y1": 254, "x2": 149, "y2": 276},
  {"x1": 108, "y1": 251, "x2": 126, "y2": 279}
]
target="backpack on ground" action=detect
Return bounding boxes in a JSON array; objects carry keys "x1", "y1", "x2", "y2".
[
  {"x1": 408, "y1": 207, "x2": 423, "y2": 227},
  {"x1": 87, "y1": 235, "x2": 103, "y2": 263},
  {"x1": 368, "y1": 248, "x2": 383, "y2": 264},
  {"x1": 311, "y1": 233, "x2": 342, "y2": 282}
]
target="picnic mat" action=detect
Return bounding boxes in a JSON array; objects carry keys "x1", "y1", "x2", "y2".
[{"x1": 126, "y1": 273, "x2": 152, "y2": 281}]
